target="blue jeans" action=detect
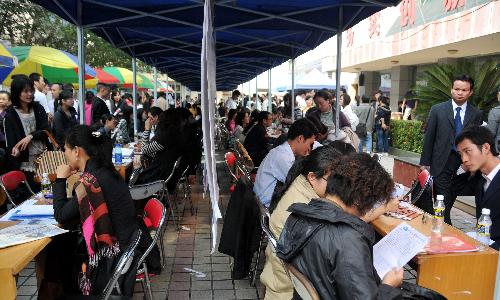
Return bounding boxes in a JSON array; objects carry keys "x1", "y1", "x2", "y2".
[
  {"x1": 376, "y1": 126, "x2": 389, "y2": 153},
  {"x1": 358, "y1": 132, "x2": 372, "y2": 153}
]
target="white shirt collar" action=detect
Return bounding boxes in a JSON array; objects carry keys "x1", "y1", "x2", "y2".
[
  {"x1": 451, "y1": 99, "x2": 467, "y2": 112},
  {"x1": 483, "y1": 162, "x2": 500, "y2": 182}
]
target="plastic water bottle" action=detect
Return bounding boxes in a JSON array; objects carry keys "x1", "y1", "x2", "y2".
[
  {"x1": 430, "y1": 195, "x2": 445, "y2": 251},
  {"x1": 41, "y1": 172, "x2": 52, "y2": 199},
  {"x1": 115, "y1": 143, "x2": 123, "y2": 165},
  {"x1": 477, "y1": 208, "x2": 492, "y2": 250}
]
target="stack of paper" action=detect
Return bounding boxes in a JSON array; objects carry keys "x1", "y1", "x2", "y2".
[{"x1": 9, "y1": 205, "x2": 54, "y2": 220}]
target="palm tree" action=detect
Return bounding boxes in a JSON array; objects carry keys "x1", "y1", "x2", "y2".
[{"x1": 413, "y1": 60, "x2": 500, "y2": 119}]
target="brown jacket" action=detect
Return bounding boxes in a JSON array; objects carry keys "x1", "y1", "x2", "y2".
[{"x1": 260, "y1": 175, "x2": 319, "y2": 299}]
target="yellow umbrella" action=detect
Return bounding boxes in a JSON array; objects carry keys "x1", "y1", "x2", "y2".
[{"x1": 3, "y1": 46, "x2": 96, "y2": 86}]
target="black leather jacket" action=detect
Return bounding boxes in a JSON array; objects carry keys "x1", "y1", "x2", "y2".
[{"x1": 277, "y1": 199, "x2": 402, "y2": 300}]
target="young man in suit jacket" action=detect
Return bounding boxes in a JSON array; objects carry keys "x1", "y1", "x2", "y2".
[
  {"x1": 420, "y1": 75, "x2": 483, "y2": 224},
  {"x1": 456, "y1": 126, "x2": 500, "y2": 249}
]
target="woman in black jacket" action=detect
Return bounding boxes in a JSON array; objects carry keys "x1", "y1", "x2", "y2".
[
  {"x1": 134, "y1": 108, "x2": 185, "y2": 186},
  {"x1": 53, "y1": 89, "x2": 78, "y2": 147},
  {"x1": 52, "y1": 125, "x2": 138, "y2": 296},
  {"x1": 277, "y1": 153, "x2": 402, "y2": 300},
  {"x1": 4, "y1": 75, "x2": 49, "y2": 187}
]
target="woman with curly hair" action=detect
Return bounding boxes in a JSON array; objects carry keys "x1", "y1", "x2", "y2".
[
  {"x1": 261, "y1": 143, "x2": 354, "y2": 300},
  {"x1": 276, "y1": 153, "x2": 402, "y2": 300}
]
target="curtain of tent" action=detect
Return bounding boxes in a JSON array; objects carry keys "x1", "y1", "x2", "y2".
[{"x1": 201, "y1": 0, "x2": 221, "y2": 253}]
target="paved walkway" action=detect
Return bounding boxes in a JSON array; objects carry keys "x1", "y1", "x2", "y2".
[{"x1": 15, "y1": 153, "x2": 477, "y2": 299}]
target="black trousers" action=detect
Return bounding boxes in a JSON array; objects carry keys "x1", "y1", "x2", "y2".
[{"x1": 432, "y1": 151, "x2": 462, "y2": 224}]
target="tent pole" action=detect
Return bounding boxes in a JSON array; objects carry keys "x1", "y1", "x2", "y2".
[
  {"x1": 174, "y1": 80, "x2": 177, "y2": 105},
  {"x1": 181, "y1": 84, "x2": 184, "y2": 106},
  {"x1": 153, "y1": 66, "x2": 158, "y2": 101},
  {"x1": 132, "y1": 57, "x2": 138, "y2": 137},
  {"x1": 268, "y1": 69, "x2": 272, "y2": 112},
  {"x1": 335, "y1": 6, "x2": 343, "y2": 137},
  {"x1": 291, "y1": 59, "x2": 295, "y2": 122},
  {"x1": 255, "y1": 74, "x2": 258, "y2": 109},
  {"x1": 76, "y1": 25, "x2": 85, "y2": 124},
  {"x1": 248, "y1": 81, "x2": 251, "y2": 107}
]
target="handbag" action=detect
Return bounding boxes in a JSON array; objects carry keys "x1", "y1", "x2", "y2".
[
  {"x1": 355, "y1": 106, "x2": 371, "y2": 138},
  {"x1": 34, "y1": 130, "x2": 67, "y2": 182}
]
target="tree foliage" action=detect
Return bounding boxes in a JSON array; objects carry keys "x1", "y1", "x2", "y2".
[
  {"x1": 0, "y1": 0, "x2": 150, "y2": 70},
  {"x1": 413, "y1": 60, "x2": 500, "y2": 119}
]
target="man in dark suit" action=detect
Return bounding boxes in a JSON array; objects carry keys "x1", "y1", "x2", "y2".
[
  {"x1": 456, "y1": 126, "x2": 500, "y2": 249},
  {"x1": 92, "y1": 83, "x2": 111, "y2": 125},
  {"x1": 420, "y1": 74, "x2": 483, "y2": 224},
  {"x1": 243, "y1": 111, "x2": 273, "y2": 167}
]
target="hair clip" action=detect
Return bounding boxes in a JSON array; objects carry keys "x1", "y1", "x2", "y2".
[{"x1": 91, "y1": 131, "x2": 102, "y2": 138}]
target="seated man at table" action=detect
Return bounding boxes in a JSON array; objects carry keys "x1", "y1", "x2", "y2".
[
  {"x1": 253, "y1": 118, "x2": 318, "y2": 207},
  {"x1": 456, "y1": 125, "x2": 500, "y2": 249},
  {"x1": 244, "y1": 111, "x2": 273, "y2": 167}
]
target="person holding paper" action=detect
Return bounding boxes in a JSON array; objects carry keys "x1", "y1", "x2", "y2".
[{"x1": 276, "y1": 153, "x2": 403, "y2": 300}]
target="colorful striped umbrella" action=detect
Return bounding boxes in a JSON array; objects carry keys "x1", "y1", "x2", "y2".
[
  {"x1": 2, "y1": 46, "x2": 96, "y2": 86},
  {"x1": 158, "y1": 81, "x2": 174, "y2": 93},
  {"x1": 95, "y1": 68, "x2": 120, "y2": 85},
  {"x1": 81, "y1": 68, "x2": 121, "y2": 89},
  {"x1": 0, "y1": 43, "x2": 16, "y2": 83},
  {"x1": 138, "y1": 73, "x2": 155, "y2": 90},
  {"x1": 102, "y1": 67, "x2": 144, "y2": 89}
]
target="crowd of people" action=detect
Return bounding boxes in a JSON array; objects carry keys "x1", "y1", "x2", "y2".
[
  {"x1": 218, "y1": 74, "x2": 500, "y2": 299},
  {"x1": 1, "y1": 69, "x2": 499, "y2": 298},
  {"x1": 0, "y1": 73, "x2": 203, "y2": 298}
]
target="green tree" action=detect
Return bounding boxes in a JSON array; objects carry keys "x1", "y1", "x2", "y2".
[
  {"x1": 0, "y1": 0, "x2": 151, "y2": 71},
  {"x1": 413, "y1": 60, "x2": 500, "y2": 119}
]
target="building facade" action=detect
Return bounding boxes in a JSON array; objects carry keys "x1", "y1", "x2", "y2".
[{"x1": 322, "y1": 0, "x2": 500, "y2": 110}]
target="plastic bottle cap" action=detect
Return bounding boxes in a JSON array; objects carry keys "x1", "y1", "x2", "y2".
[
  {"x1": 482, "y1": 208, "x2": 491, "y2": 215},
  {"x1": 436, "y1": 195, "x2": 444, "y2": 201}
]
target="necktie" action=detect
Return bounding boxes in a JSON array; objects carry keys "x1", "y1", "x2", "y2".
[{"x1": 454, "y1": 107, "x2": 463, "y2": 137}]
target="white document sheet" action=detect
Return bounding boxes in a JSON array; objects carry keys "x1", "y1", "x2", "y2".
[
  {"x1": 0, "y1": 224, "x2": 67, "y2": 248},
  {"x1": 373, "y1": 222, "x2": 428, "y2": 279},
  {"x1": 121, "y1": 148, "x2": 134, "y2": 157}
]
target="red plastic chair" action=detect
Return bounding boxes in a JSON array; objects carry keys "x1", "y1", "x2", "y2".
[
  {"x1": 403, "y1": 169, "x2": 431, "y2": 204},
  {"x1": 225, "y1": 152, "x2": 238, "y2": 180},
  {"x1": 136, "y1": 198, "x2": 166, "y2": 300},
  {"x1": 0, "y1": 171, "x2": 35, "y2": 207},
  {"x1": 225, "y1": 152, "x2": 239, "y2": 193}
]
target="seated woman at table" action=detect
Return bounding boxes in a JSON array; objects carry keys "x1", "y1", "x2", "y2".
[
  {"x1": 233, "y1": 111, "x2": 250, "y2": 143},
  {"x1": 52, "y1": 125, "x2": 138, "y2": 296},
  {"x1": 261, "y1": 144, "x2": 347, "y2": 300},
  {"x1": 134, "y1": 108, "x2": 185, "y2": 185},
  {"x1": 97, "y1": 114, "x2": 117, "y2": 138},
  {"x1": 277, "y1": 153, "x2": 403, "y2": 300}
]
